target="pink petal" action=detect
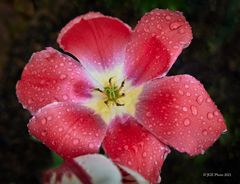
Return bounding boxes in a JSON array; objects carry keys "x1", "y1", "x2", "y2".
[
  {"x1": 103, "y1": 116, "x2": 170, "y2": 183},
  {"x1": 58, "y1": 12, "x2": 131, "y2": 72},
  {"x1": 136, "y1": 75, "x2": 227, "y2": 156},
  {"x1": 28, "y1": 102, "x2": 107, "y2": 159},
  {"x1": 43, "y1": 154, "x2": 122, "y2": 184},
  {"x1": 16, "y1": 47, "x2": 95, "y2": 113},
  {"x1": 124, "y1": 9, "x2": 192, "y2": 85}
]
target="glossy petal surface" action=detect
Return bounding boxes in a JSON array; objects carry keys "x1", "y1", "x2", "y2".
[
  {"x1": 136, "y1": 75, "x2": 227, "y2": 156},
  {"x1": 103, "y1": 116, "x2": 170, "y2": 183},
  {"x1": 124, "y1": 9, "x2": 192, "y2": 84},
  {"x1": 16, "y1": 47, "x2": 95, "y2": 113},
  {"x1": 28, "y1": 102, "x2": 107, "y2": 159},
  {"x1": 58, "y1": 13, "x2": 131, "y2": 72}
]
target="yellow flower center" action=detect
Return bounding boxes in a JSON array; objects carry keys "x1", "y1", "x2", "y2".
[{"x1": 82, "y1": 65, "x2": 143, "y2": 124}]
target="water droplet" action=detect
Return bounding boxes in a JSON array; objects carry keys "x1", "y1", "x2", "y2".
[
  {"x1": 146, "y1": 112, "x2": 152, "y2": 117},
  {"x1": 128, "y1": 161, "x2": 132, "y2": 165},
  {"x1": 178, "y1": 89, "x2": 184, "y2": 95},
  {"x1": 60, "y1": 74, "x2": 67, "y2": 80},
  {"x1": 213, "y1": 111, "x2": 219, "y2": 116},
  {"x1": 124, "y1": 145, "x2": 128, "y2": 150},
  {"x1": 73, "y1": 139, "x2": 79, "y2": 145},
  {"x1": 190, "y1": 105, "x2": 198, "y2": 115},
  {"x1": 196, "y1": 95, "x2": 204, "y2": 105},
  {"x1": 169, "y1": 22, "x2": 182, "y2": 30},
  {"x1": 165, "y1": 15, "x2": 171, "y2": 20},
  {"x1": 174, "y1": 77, "x2": 180, "y2": 82},
  {"x1": 207, "y1": 112, "x2": 214, "y2": 120},
  {"x1": 182, "y1": 106, "x2": 188, "y2": 112},
  {"x1": 184, "y1": 84, "x2": 189, "y2": 89},
  {"x1": 41, "y1": 130, "x2": 47, "y2": 136},
  {"x1": 178, "y1": 28, "x2": 185, "y2": 34},
  {"x1": 142, "y1": 152, "x2": 147, "y2": 157},
  {"x1": 202, "y1": 129, "x2": 208, "y2": 136},
  {"x1": 62, "y1": 95, "x2": 69, "y2": 100},
  {"x1": 89, "y1": 143, "x2": 94, "y2": 148},
  {"x1": 206, "y1": 97, "x2": 211, "y2": 103},
  {"x1": 183, "y1": 118, "x2": 191, "y2": 126},
  {"x1": 41, "y1": 118, "x2": 47, "y2": 125},
  {"x1": 47, "y1": 116, "x2": 52, "y2": 121},
  {"x1": 186, "y1": 92, "x2": 191, "y2": 97},
  {"x1": 28, "y1": 99, "x2": 33, "y2": 104},
  {"x1": 58, "y1": 127, "x2": 63, "y2": 132}
]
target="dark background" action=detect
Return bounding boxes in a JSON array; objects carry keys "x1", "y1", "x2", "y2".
[{"x1": 0, "y1": 0, "x2": 239, "y2": 183}]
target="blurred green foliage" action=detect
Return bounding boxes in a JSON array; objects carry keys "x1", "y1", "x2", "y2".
[{"x1": 0, "y1": 0, "x2": 239, "y2": 183}]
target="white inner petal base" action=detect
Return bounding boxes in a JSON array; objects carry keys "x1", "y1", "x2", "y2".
[{"x1": 83, "y1": 65, "x2": 143, "y2": 124}]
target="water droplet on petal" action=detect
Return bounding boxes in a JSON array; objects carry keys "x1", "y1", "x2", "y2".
[
  {"x1": 89, "y1": 143, "x2": 94, "y2": 149},
  {"x1": 196, "y1": 95, "x2": 204, "y2": 105},
  {"x1": 190, "y1": 105, "x2": 198, "y2": 115},
  {"x1": 47, "y1": 116, "x2": 52, "y2": 121},
  {"x1": 62, "y1": 95, "x2": 69, "y2": 100},
  {"x1": 182, "y1": 106, "x2": 188, "y2": 112},
  {"x1": 178, "y1": 28, "x2": 185, "y2": 34},
  {"x1": 146, "y1": 112, "x2": 152, "y2": 117},
  {"x1": 142, "y1": 152, "x2": 147, "y2": 157},
  {"x1": 202, "y1": 129, "x2": 208, "y2": 136},
  {"x1": 183, "y1": 118, "x2": 191, "y2": 126},
  {"x1": 213, "y1": 111, "x2": 219, "y2": 116},
  {"x1": 73, "y1": 139, "x2": 79, "y2": 145},
  {"x1": 124, "y1": 145, "x2": 128, "y2": 150},
  {"x1": 41, "y1": 118, "x2": 47, "y2": 125},
  {"x1": 206, "y1": 98, "x2": 211, "y2": 103},
  {"x1": 169, "y1": 22, "x2": 182, "y2": 30},
  {"x1": 178, "y1": 89, "x2": 184, "y2": 95},
  {"x1": 60, "y1": 74, "x2": 67, "y2": 80},
  {"x1": 58, "y1": 127, "x2": 63, "y2": 132},
  {"x1": 207, "y1": 112, "x2": 214, "y2": 120},
  {"x1": 128, "y1": 161, "x2": 132, "y2": 166},
  {"x1": 165, "y1": 15, "x2": 171, "y2": 20},
  {"x1": 174, "y1": 77, "x2": 180, "y2": 82},
  {"x1": 41, "y1": 130, "x2": 47, "y2": 136}
]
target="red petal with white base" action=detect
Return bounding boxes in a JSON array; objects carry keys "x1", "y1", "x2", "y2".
[
  {"x1": 124, "y1": 9, "x2": 192, "y2": 85},
  {"x1": 16, "y1": 47, "x2": 95, "y2": 113},
  {"x1": 136, "y1": 75, "x2": 227, "y2": 156},
  {"x1": 28, "y1": 102, "x2": 107, "y2": 159},
  {"x1": 43, "y1": 154, "x2": 122, "y2": 184},
  {"x1": 58, "y1": 12, "x2": 131, "y2": 72},
  {"x1": 103, "y1": 116, "x2": 170, "y2": 183}
]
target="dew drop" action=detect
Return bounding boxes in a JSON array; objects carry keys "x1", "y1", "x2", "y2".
[
  {"x1": 183, "y1": 118, "x2": 191, "y2": 126},
  {"x1": 202, "y1": 129, "x2": 208, "y2": 136},
  {"x1": 41, "y1": 130, "x2": 47, "y2": 136},
  {"x1": 73, "y1": 139, "x2": 79, "y2": 145},
  {"x1": 41, "y1": 118, "x2": 47, "y2": 125},
  {"x1": 60, "y1": 74, "x2": 67, "y2": 80},
  {"x1": 146, "y1": 112, "x2": 152, "y2": 117},
  {"x1": 47, "y1": 116, "x2": 52, "y2": 121},
  {"x1": 207, "y1": 112, "x2": 214, "y2": 120},
  {"x1": 165, "y1": 15, "x2": 171, "y2": 20},
  {"x1": 178, "y1": 28, "x2": 185, "y2": 34},
  {"x1": 178, "y1": 89, "x2": 184, "y2": 95},
  {"x1": 206, "y1": 97, "x2": 211, "y2": 103},
  {"x1": 62, "y1": 95, "x2": 69, "y2": 100},
  {"x1": 128, "y1": 161, "x2": 132, "y2": 166},
  {"x1": 58, "y1": 127, "x2": 63, "y2": 132},
  {"x1": 174, "y1": 77, "x2": 180, "y2": 82},
  {"x1": 182, "y1": 106, "x2": 188, "y2": 112},
  {"x1": 89, "y1": 143, "x2": 94, "y2": 148},
  {"x1": 169, "y1": 22, "x2": 182, "y2": 30},
  {"x1": 142, "y1": 152, "x2": 147, "y2": 157},
  {"x1": 186, "y1": 92, "x2": 191, "y2": 97},
  {"x1": 124, "y1": 145, "x2": 129, "y2": 150},
  {"x1": 196, "y1": 95, "x2": 204, "y2": 105},
  {"x1": 213, "y1": 111, "x2": 219, "y2": 116},
  {"x1": 190, "y1": 105, "x2": 198, "y2": 115}
]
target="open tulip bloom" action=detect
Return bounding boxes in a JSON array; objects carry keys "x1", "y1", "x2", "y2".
[{"x1": 16, "y1": 9, "x2": 227, "y2": 184}]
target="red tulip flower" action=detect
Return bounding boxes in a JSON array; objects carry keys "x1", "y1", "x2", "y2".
[{"x1": 16, "y1": 9, "x2": 226, "y2": 183}]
